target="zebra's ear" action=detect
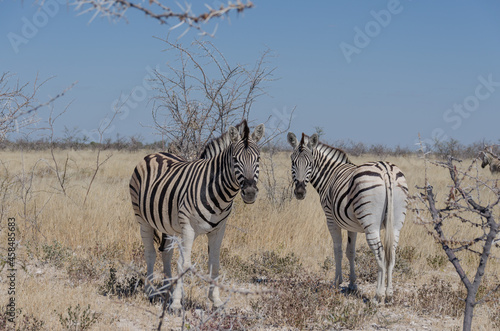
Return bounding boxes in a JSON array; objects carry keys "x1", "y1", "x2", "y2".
[
  {"x1": 228, "y1": 126, "x2": 241, "y2": 143},
  {"x1": 251, "y1": 124, "x2": 265, "y2": 143},
  {"x1": 309, "y1": 133, "x2": 319, "y2": 149},
  {"x1": 287, "y1": 132, "x2": 298, "y2": 148}
]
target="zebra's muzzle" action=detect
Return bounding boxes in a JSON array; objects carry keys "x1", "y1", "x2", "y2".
[
  {"x1": 294, "y1": 181, "x2": 307, "y2": 200},
  {"x1": 241, "y1": 179, "x2": 258, "y2": 204}
]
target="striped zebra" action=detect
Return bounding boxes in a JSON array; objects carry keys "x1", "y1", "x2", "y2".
[
  {"x1": 130, "y1": 120, "x2": 265, "y2": 309},
  {"x1": 287, "y1": 132, "x2": 408, "y2": 302},
  {"x1": 480, "y1": 148, "x2": 500, "y2": 174}
]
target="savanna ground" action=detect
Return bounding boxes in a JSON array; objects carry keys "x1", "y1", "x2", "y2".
[{"x1": 0, "y1": 147, "x2": 499, "y2": 330}]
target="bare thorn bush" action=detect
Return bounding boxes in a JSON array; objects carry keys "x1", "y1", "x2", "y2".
[
  {"x1": 412, "y1": 152, "x2": 500, "y2": 331},
  {"x1": 0, "y1": 72, "x2": 76, "y2": 141},
  {"x1": 150, "y1": 39, "x2": 275, "y2": 160}
]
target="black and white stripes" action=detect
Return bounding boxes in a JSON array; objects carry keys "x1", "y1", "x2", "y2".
[
  {"x1": 130, "y1": 120, "x2": 264, "y2": 309},
  {"x1": 288, "y1": 132, "x2": 408, "y2": 302},
  {"x1": 480, "y1": 148, "x2": 500, "y2": 174}
]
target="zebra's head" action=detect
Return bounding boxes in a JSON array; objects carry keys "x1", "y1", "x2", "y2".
[
  {"x1": 480, "y1": 151, "x2": 489, "y2": 168},
  {"x1": 228, "y1": 122, "x2": 265, "y2": 204},
  {"x1": 480, "y1": 147, "x2": 495, "y2": 168},
  {"x1": 287, "y1": 132, "x2": 319, "y2": 200}
]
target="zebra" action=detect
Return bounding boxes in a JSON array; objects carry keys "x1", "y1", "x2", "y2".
[
  {"x1": 479, "y1": 147, "x2": 500, "y2": 174},
  {"x1": 287, "y1": 132, "x2": 408, "y2": 302},
  {"x1": 130, "y1": 120, "x2": 265, "y2": 309}
]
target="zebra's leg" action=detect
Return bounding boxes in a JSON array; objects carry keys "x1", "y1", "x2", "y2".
[
  {"x1": 385, "y1": 238, "x2": 397, "y2": 301},
  {"x1": 365, "y1": 227, "x2": 386, "y2": 302},
  {"x1": 139, "y1": 222, "x2": 157, "y2": 300},
  {"x1": 385, "y1": 222, "x2": 403, "y2": 301},
  {"x1": 160, "y1": 235, "x2": 174, "y2": 301},
  {"x1": 346, "y1": 231, "x2": 358, "y2": 291},
  {"x1": 327, "y1": 220, "x2": 343, "y2": 287},
  {"x1": 170, "y1": 227, "x2": 195, "y2": 310},
  {"x1": 207, "y1": 222, "x2": 227, "y2": 307}
]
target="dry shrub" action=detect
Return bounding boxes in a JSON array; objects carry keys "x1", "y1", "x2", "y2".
[
  {"x1": 251, "y1": 273, "x2": 333, "y2": 329},
  {"x1": 328, "y1": 298, "x2": 378, "y2": 330},
  {"x1": 67, "y1": 256, "x2": 102, "y2": 284},
  {"x1": 252, "y1": 272, "x2": 377, "y2": 330},
  {"x1": 56, "y1": 304, "x2": 100, "y2": 331},
  {"x1": 355, "y1": 246, "x2": 378, "y2": 283},
  {"x1": 489, "y1": 300, "x2": 500, "y2": 330},
  {"x1": 426, "y1": 253, "x2": 448, "y2": 270},
  {"x1": 98, "y1": 266, "x2": 144, "y2": 299},
  {"x1": 221, "y1": 249, "x2": 302, "y2": 283},
  {"x1": 0, "y1": 308, "x2": 46, "y2": 331},
  {"x1": 476, "y1": 276, "x2": 500, "y2": 329},
  {"x1": 395, "y1": 245, "x2": 417, "y2": 277},
  {"x1": 26, "y1": 240, "x2": 71, "y2": 269},
  {"x1": 409, "y1": 276, "x2": 465, "y2": 317},
  {"x1": 356, "y1": 244, "x2": 417, "y2": 283},
  {"x1": 232, "y1": 250, "x2": 377, "y2": 329},
  {"x1": 185, "y1": 308, "x2": 254, "y2": 330}
]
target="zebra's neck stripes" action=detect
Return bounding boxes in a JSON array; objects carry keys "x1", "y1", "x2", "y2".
[{"x1": 310, "y1": 142, "x2": 353, "y2": 194}]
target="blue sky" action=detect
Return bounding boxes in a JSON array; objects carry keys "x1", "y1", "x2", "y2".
[{"x1": 2, "y1": 0, "x2": 500, "y2": 147}]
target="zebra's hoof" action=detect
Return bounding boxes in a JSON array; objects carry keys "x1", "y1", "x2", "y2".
[
  {"x1": 348, "y1": 283, "x2": 358, "y2": 292},
  {"x1": 212, "y1": 298, "x2": 224, "y2": 308},
  {"x1": 147, "y1": 293, "x2": 160, "y2": 304},
  {"x1": 373, "y1": 294, "x2": 385, "y2": 305},
  {"x1": 146, "y1": 289, "x2": 167, "y2": 304},
  {"x1": 169, "y1": 301, "x2": 182, "y2": 312}
]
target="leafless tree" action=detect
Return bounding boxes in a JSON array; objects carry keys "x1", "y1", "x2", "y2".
[
  {"x1": 150, "y1": 38, "x2": 276, "y2": 160},
  {"x1": 73, "y1": 0, "x2": 254, "y2": 37},
  {"x1": 0, "y1": 72, "x2": 76, "y2": 141},
  {"x1": 413, "y1": 154, "x2": 500, "y2": 331}
]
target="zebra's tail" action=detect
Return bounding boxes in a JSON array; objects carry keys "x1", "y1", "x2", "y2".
[{"x1": 383, "y1": 169, "x2": 395, "y2": 269}]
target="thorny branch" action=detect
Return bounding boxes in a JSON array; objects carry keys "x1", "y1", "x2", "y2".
[
  {"x1": 259, "y1": 106, "x2": 295, "y2": 147},
  {"x1": 413, "y1": 154, "x2": 500, "y2": 307},
  {"x1": 0, "y1": 72, "x2": 76, "y2": 140},
  {"x1": 82, "y1": 109, "x2": 117, "y2": 205},
  {"x1": 150, "y1": 38, "x2": 275, "y2": 160},
  {"x1": 149, "y1": 236, "x2": 274, "y2": 330},
  {"x1": 73, "y1": 0, "x2": 254, "y2": 37}
]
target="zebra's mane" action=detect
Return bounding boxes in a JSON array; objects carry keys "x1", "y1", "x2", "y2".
[
  {"x1": 302, "y1": 134, "x2": 353, "y2": 165},
  {"x1": 199, "y1": 120, "x2": 248, "y2": 159}
]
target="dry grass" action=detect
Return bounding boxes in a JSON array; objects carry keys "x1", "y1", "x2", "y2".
[{"x1": 0, "y1": 148, "x2": 499, "y2": 330}]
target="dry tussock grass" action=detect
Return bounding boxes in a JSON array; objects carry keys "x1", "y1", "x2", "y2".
[{"x1": 0, "y1": 148, "x2": 499, "y2": 330}]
